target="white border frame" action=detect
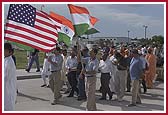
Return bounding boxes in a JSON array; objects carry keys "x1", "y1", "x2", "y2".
[{"x1": 2, "y1": 2, "x2": 166, "y2": 113}]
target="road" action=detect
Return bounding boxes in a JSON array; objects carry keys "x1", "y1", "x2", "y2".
[{"x1": 14, "y1": 69, "x2": 165, "y2": 112}]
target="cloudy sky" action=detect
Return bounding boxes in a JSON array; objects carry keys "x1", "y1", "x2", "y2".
[{"x1": 3, "y1": 3, "x2": 165, "y2": 39}]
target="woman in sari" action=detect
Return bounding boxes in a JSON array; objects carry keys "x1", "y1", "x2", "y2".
[{"x1": 145, "y1": 48, "x2": 156, "y2": 88}]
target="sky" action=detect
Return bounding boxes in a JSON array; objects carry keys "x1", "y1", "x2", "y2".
[{"x1": 3, "y1": 3, "x2": 165, "y2": 39}]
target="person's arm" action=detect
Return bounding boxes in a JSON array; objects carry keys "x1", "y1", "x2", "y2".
[
  {"x1": 48, "y1": 56, "x2": 59, "y2": 67},
  {"x1": 86, "y1": 59, "x2": 99, "y2": 75}
]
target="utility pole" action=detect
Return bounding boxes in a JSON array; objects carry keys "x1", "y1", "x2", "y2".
[
  {"x1": 128, "y1": 30, "x2": 130, "y2": 44},
  {"x1": 41, "y1": 5, "x2": 45, "y2": 11},
  {"x1": 143, "y1": 25, "x2": 148, "y2": 39}
]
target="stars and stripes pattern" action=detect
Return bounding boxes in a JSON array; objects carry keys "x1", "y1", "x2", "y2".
[{"x1": 5, "y1": 4, "x2": 60, "y2": 52}]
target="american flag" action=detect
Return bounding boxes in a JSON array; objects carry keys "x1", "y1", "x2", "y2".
[{"x1": 5, "y1": 4, "x2": 60, "y2": 52}]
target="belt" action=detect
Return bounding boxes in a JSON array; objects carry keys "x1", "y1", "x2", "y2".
[
  {"x1": 101, "y1": 73, "x2": 110, "y2": 75},
  {"x1": 51, "y1": 70, "x2": 58, "y2": 73},
  {"x1": 118, "y1": 69, "x2": 127, "y2": 71},
  {"x1": 87, "y1": 75, "x2": 95, "y2": 78},
  {"x1": 87, "y1": 76, "x2": 93, "y2": 77}
]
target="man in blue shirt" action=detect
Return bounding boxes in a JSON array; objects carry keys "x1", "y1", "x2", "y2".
[{"x1": 128, "y1": 49, "x2": 144, "y2": 107}]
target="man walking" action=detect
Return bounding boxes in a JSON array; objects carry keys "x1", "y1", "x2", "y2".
[
  {"x1": 98, "y1": 53, "x2": 113, "y2": 100},
  {"x1": 66, "y1": 48, "x2": 78, "y2": 97},
  {"x1": 48, "y1": 47, "x2": 63, "y2": 105},
  {"x1": 79, "y1": 48, "x2": 99, "y2": 111},
  {"x1": 26, "y1": 48, "x2": 40, "y2": 72},
  {"x1": 128, "y1": 49, "x2": 144, "y2": 107}
]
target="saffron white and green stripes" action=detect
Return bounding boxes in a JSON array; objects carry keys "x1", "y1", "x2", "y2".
[{"x1": 68, "y1": 4, "x2": 90, "y2": 36}]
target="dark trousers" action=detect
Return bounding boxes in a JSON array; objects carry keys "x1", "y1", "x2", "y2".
[
  {"x1": 126, "y1": 71, "x2": 131, "y2": 91},
  {"x1": 140, "y1": 79, "x2": 147, "y2": 93},
  {"x1": 27, "y1": 54, "x2": 40, "y2": 71},
  {"x1": 67, "y1": 71, "x2": 78, "y2": 96},
  {"x1": 77, "y1": 74, "x2": 86, "y2": 98},
  {"x1": 100, "y1": 73, "x2": 112, "y2": 98}
]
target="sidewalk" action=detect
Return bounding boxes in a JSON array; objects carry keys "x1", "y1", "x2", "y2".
[
  {"x1": 16, "y1": 68, "x2": 41, "y2": 80},
  {"x1": 15, "y1": 69, "x2": 165, "y2": 112}
]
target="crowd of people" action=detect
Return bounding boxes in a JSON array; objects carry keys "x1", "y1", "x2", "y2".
[{"x1": 4, "y1": 41, "x2": 163, "y2": 111}]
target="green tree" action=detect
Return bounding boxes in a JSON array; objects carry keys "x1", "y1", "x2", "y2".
[{"x1": 152, "y1": 35, "x2": 164, "y2": 44}]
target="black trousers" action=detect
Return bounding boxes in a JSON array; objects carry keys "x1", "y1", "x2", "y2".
[
  {"x1": 67, "y1": 71, "x2": 78, "y2": 96},
  {"x1": 126, "y1": 71, "x2": 131, "y2": 91},
  {"x1": 100, "y1": 73, "x2": 112, "y2": 98},
  {"x1": 141, "y1": 79, "x2": 147, "y2": 93}
]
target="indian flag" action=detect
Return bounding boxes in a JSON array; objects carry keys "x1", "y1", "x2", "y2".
[
  {"x1": 85, "y1": 16, "x2": 100, "y2": 35},
  {"x1": 50, "y1": 11, "x2": 75, "y2": 46},
  {"x1": 90, "y1": 16, "x2": 99, "y2": 28},
  {"x1": 68, "y1": 4, "x2": 90, "y2": 36}
]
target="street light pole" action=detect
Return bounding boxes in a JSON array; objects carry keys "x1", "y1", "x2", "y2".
[
  {"x1": 41, "y1": 5, "x2": 45, "y2": 11},
  {"x1": 143, "y1": 25, "x2": 148, "y2": 39},
  {"x1": 128, "y1": 30, "x2": 130, "y2": 44}
]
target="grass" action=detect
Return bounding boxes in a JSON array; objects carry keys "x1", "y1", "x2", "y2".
[{"x1": 14, "y1": 50, "x2": 45, "y2": 69}]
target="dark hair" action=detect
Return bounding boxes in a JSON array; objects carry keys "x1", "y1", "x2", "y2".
[
  {"x1": 82, "y1": 47, "x2": 89, "y2": 52},
  {"x1": 56, "y1": 47, "x2": 61, "y2": 51},
  {"x1": 4, "y1": 43, "x2": 12, "y2": 52},
  {"x1": 62, "y1": 49, "x2": 67, "y2": 53},
  {"x1": 115, "y1": 52, "x2": 122, "y2": 58},
  {"x1": 132, "y1": 49, "x2": 138, "y2": 54},
  {"x1": 92, "y1": 48, "x2": 98, "y2": 55}
]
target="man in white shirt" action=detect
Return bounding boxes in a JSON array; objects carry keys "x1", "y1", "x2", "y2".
[
  {"x1": 66, "y1": 48, "x2": 78, "y2": 97},
  {"x1": 99, "y1": 54, "x2": 113, "y2": 100},
  {"x1": 109, "y1": 48, "x2": 117, "y2": 94},
  {"x1": 4, "y1": 43, "x2": 17, "y2": 111},
  {"x1": 41, "y1": 52, "x2": 51, "y2": 87}
]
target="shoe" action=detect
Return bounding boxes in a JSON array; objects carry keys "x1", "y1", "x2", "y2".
[
  {"x1": 41, "y1": 84, "x2": 47, "y2": 87},
  {"x1": 77, "y1": 96, "x2": 87, "y2": 101},
  {"x1": 118, "y1": 98, "x2": 123, "y2": 102},
  {"x1": 64, "y1": 90, "x2": 70, "y2": 94},
  {"x1": 46, "y1": 85, "x2": 50, "y2": 88},
  {"x1": 51, "y1": 101, "x2": 58, "y2": 105},
  {"x1": 136, "y1": 102, "x2": 142, "y2": 104},
  {"x1": 25, "y1": 69, "x2": 30, "y2": 72},
  {"x1": 127, "y1": 104, "x2": 136, "y2": 107},
  {"x1": 99, "y1": 97, "x2": 106, "y2": 100},
  {"x1": 126, "y1": 90, "x2": 130, "y2": 92},
  {"x1": 36, "y1": 69, "x2": 40, "y2": 72},
  {"x1": 109, "y1": 95, "x2": 113, "y2": 100},
  {"x1": 112, "y1": 92, "x2": 115, "y2": 94},
  {"x1": 67, "y1": 95, "x2": 73, "y2": 97}
]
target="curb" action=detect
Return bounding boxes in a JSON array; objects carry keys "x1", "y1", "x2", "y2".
[{"x1": 17, "y1": 75, "x2": 41, "y2": 80}]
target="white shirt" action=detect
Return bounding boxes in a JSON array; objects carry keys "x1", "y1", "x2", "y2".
[
  {"x1": 99, "y1": 58, "x2": 113, "y2": 73},
  {"x1": 62, "y1": 54, "x2": 68, "y2": 76},
  {"x1": 65, "y1": 56, "x2": 78, "y2": 70},
  {"x1": 4, "y1": 56, "x2": 17, "y2": 111},
  {"x1": 109, "y1": 55, "x2": 117, "y2": 73}
]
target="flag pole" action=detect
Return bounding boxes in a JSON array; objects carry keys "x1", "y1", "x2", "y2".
[{"x1": 77, "y1": 36, "x2": 84, "y2": 69}]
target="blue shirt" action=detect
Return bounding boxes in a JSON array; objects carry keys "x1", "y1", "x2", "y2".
[
  {"x1": 130, "y1": 57, "x2": 143, "y2": 80},
  {"x1": 83, "y1": 57, "x2": 99, "y2": 77},
  {"x1": 50, "y1": 54, "x2": 63, "y2": 71}
]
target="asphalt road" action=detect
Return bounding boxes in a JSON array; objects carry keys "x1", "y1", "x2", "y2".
[{"x1": 14, "y1": 69, "x2": 165, "y2": 112}]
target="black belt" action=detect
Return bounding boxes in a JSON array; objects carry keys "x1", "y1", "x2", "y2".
[
  {"x1": 87, "y1": 76, "x2": 94, "y2": 77},
  {"x1": 118, "y1": 69, "x2": 126, "y2": 71},
  {"x1": 101, "y1": 73, "x2": 110, "y2": 75},
  {"x1": 51, "y1": 71, "x2": 58, "y2": 73}
]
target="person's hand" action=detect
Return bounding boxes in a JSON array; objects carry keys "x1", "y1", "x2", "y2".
[
  {"x1": 48, "y1": 56, "x2": 52, "y2": 63},
  {"x1": 79, "y1": 74, "x2": 84, "y2": 79},
  {"x1": 81, "y1": 69, "x2": 86, "y2": 74}
]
